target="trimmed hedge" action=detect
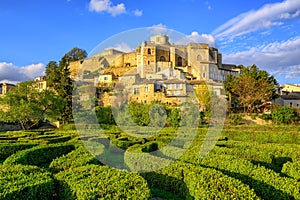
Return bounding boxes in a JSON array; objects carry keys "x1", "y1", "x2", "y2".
[
  {"x1": 49, "y1": 145, "x2": 102, "y2": 173},
  {"x1": 3, "y1": 144, "x2": 74, "y2": 167},
  {"x1": 55, "y1": 164, "x2": 151, "y2": 199},
  {"x1": 197, "y1": 154, "x2": 300, "y2": 199},
  {"x1": 0, "y1": 165, "x2": 55, "y2": 199},
  {"x1": 143, "y1": 161, "x2": 259, "y2": 199},
  {"x1": 0, "y1": 143, "x2": 37, "y2": 160},
  {"x1": 282, "y1": 161, "x2": 300, "y2": 180}
]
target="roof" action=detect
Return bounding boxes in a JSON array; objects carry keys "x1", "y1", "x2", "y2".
[
  {"x1": 280, "y1": 95, "x2": 300, "y2": 100},
  {"x1": 0, "y1": 83, "x2": 16, "y2": 87},
  {"x1": 163, "y1": 78, "x2": 186, "y2": 84}
]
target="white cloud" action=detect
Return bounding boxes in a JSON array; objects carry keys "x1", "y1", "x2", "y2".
[
  {"x1": 175, "y1": 32, "x2": 216, "y2": 47},
  {"x1": 108, "y1": 42, "x2": 135, "y2": 53},
  {"x1": 223, "y1": 37, "x2": 300, "y2": 79},
  {"x1": 148, "y1": 23, "x2": 168, "y2": 34},
  {"x1": 133, "y1": 9, "x2": 143, "y2": 17},
  {"x1": 0, "y1": 62, "x2": 45, "y2": 83},
  {"x1": 89, "y1": 0, "x2": 126, "y2": 16},
  {"x1": 213, "y1": 0, "x2": 300, "y2": 39}
]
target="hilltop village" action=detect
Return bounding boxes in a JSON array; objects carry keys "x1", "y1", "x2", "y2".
[{"x1": 69, "y1": 34, "x2": 240, "y2": 106}]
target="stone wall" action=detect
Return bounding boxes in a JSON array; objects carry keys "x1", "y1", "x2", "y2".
[{"x1": 0, "y1": 122, "x2": 21, "y2": 131}]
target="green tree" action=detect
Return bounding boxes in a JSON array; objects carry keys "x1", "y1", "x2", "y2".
[
  {"x1": 225, "y1": 65, "x2": 277, "y2": 113},
  {"x1": 46, "y1": 47, "x2": 87, "y2": 124},
  {"x1": 0, "y1": 81, "x2": 64, "y2": 129}
]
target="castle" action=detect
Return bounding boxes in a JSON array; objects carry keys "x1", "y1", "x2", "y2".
[{"x1": 70, "y1": 34, "x2": 240, "y2": 106}]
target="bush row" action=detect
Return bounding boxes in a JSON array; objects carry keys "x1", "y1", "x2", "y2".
[
  {"x1": 0, "y1": 165, "x2": 55, "y2": 199},
  {"x1": 49, "y1": 145, "x2": 102, "y2": 173},
  {"x1": 0, "y1": 143, "x2": 37, "y2": 160},
  {"x1": 196, "y1": 154, "x2": 300, "y2": 199},
  {"x1": 3, "y1": 144, "x2": 74, "y2": 167},
  {"x1": 282, "y1": 161, "x2": 300, "y2": 180},
  {"x1": 55, "y1": 164, "x2": 151, "y2": 200},
  {"x1": 142, "y1": 161, "x2": 259, "y2": 199}
]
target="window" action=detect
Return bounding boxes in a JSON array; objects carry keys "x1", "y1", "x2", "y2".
[
  {"x1": 203, "y1": 66, "x2": 206, "y2": 71},
  {"x1": 134, "y1": 88, "x2": 140, "y2": 94},
  {"x1": 202, "y1": 73, "x2": 206, "y2": 78},
  {"x1": 176, "y1": 84, "x2": 182, "y2": 89},
  {"x1": 0, "y1": 86, "x2": 2, "y2": 94},
  {"x1": 157, "y1": 67, "x2": 161, "y2": 72},
  {"x1": 104, "y1": 77, "x2": 108, "y2": 80},
  {"x1": 145, "y1": 86, "x2": 149, "y2": 93},
  {"x1": 148, "y1": 61, "x2": 150, "y2": 65},
  {"x1": 159, "y1": 56, "x2": 166, "y2": 61},
  {"x1": 197, "y1": 55, "x2": 202, "y2": 61},
  {"x1": 147, "y1": 48, "x2": 151, "y2": 55},
  {"x1": 178, "y1": 57, "x2": 183, "y2": 66}
]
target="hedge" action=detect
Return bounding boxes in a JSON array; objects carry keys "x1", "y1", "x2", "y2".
[
  {"x1": 197, "y1": 154, "x2": 300, "y2": 199},
  {"x1": 3, "y1": 144, "x2": 74, "y2": 167},
  {"x1": 49, "y1": 145, "x2": 102, "y2": 173},
  {"x1": 0, "y1": 165, "x2": 55, "y2": 199},
  {"x1": 142, "y1": 161, "x2": 259, "y2": 199},
  {"x1": 282, "y1": 161, "x2": 300, "y2": 180},
  {"x1": 55, "y1": 164, "x2": 151, "y2": 199},
  {"x1": 0, "y1": 143, "x2": 37, "y2": 160}
]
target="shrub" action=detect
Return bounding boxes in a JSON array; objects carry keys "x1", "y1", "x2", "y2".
[
  {"x1": 271, "y1": 106, "x2": 298, "y2": 124},
  {"x1": 49, "y1": 146, "x2": 102, "y2": 173},
  {"x1": 229, "y1": 114, "x2": 244, "y2": 125},
  {"x1": 142, "y1": 161, "x2": 259, "y2": 199},
  {"x1": 55, "y1": 164, "x2": 151, "y2": 199},
  {"x1": 0, "y1": 165, "x2": 55, "y2": 199},
  {"x1": 0, "y1": 143, "x2": 37, "y2": 160},
  {"x1": 3, "y1": 144, "x2": 74, "y2": 167},
  {"x1": 197, "y1": 154, "x2": 300, "y2": 199},
  {"x1": 282, "y1": 161, "x2": 300, "y2": 180}
]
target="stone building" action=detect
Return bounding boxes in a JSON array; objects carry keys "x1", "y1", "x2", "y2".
[
  {"x1": 71, "y1": 34, "x2": 239, "y2": 106},
  {"x1": 0, "y1": 83, "x2": 15, "y2": 96}
]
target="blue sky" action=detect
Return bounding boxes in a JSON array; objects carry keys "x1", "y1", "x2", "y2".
[{"x1": 0, "y1": 0, "x2": 300, "y2": 85}]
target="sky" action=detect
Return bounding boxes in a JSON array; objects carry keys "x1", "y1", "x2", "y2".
[{"x1": 0, "y1": 0, "x2": 300, "y2": 85}]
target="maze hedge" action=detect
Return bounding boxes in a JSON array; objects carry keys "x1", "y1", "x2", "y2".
[{"x1": 0, "y1": 165, "x2": 54, "y2": 199}]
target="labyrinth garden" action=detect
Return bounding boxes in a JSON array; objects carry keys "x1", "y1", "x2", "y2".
[{"x1": 0, "y1": 124, "x2": 299, "y2": 199}]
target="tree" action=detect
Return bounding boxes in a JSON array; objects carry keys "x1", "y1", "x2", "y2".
[
  {"x1": 45, "y1": 47, "x2": 87, "y2": 124},
  {"x1": 225, "y1": 65, "x2": 277, "y2": 113},
  {"x1": 0, "y1": 81, "x2": 64, "y2": 130}
]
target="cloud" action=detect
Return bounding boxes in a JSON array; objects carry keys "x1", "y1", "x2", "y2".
[
  {"x1": 213, "y1": 0, "x2": 300, "y2": 39},
  {"x1": 0, "y1": 62, "x2": 45, "y2": 83},
  {"x1": 175, "y1": 32, "x2": 216, "y2": 47},
  {"x1": 133, "y1": 9, "x2": 143, "y2": 17},
  {"x1": 89, "y1": 0, "x2": 126, "y2": 16},
  {"x1": 222, "y1": 37, "x2": 300, "y2": 79},
  {"x1": 148, "y1": 23, "x2": 168, "y2": 34},
  {"x1": 107, "y1": 42, "x2": 135, "y2": 53}
]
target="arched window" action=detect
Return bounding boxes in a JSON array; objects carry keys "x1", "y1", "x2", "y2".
[
  {"x1": 147, "y1": 48, "x2": 151, "y2": 55},
  {"x1": 177, "y1": 57, "x2": 182, "y2": 66},
  {"x1": 197, "y1": 55, "x2": 202, "y2": 61},
  {"x1": 159, "y1": 56, "x2": 166, "y2": 61},
  {"x1": 147, "y1": 61, "x2": 150, "y2": 65}
]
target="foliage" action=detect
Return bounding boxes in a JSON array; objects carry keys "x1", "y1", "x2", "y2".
[
  {"x1": 282, "y1": 161, "x2": 300, "y2": 180},
  {"x1": 49, "y1": 146, "x2": 102, "y2": 173},
  {"x1": 0, "y1": 143, "x2": 37, "y2": 160},
  {"x1": 0, "y1": 81, "x2": 64, "y2": 129},
  {"x1": 229, "y1": 114, "x2": 244, "y2": 125},
  {"x1": 0, "y1": 165, "x2": 55, "y2": 199},
  {"x1": 142, "y1": 161, "x2": 259, "y2": 199},
  {"x1": 95, "y1": 106, "x2": 115, "y2": 124},
  {"x1": 45, "y1": 47, "x2": 87, "y2": 124},
  {"x1": 55, "y1": 164, "x2": 151, "y2": 200},
  {"x1": 224, "y1": 65, "x2": 277, "y2": 113},
  {"x1": 3, "y1": 144, "x2": 74, "y2": 167},
  {"x1": 271, "y1": 105, "x2": 298, "y2": 124}
]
